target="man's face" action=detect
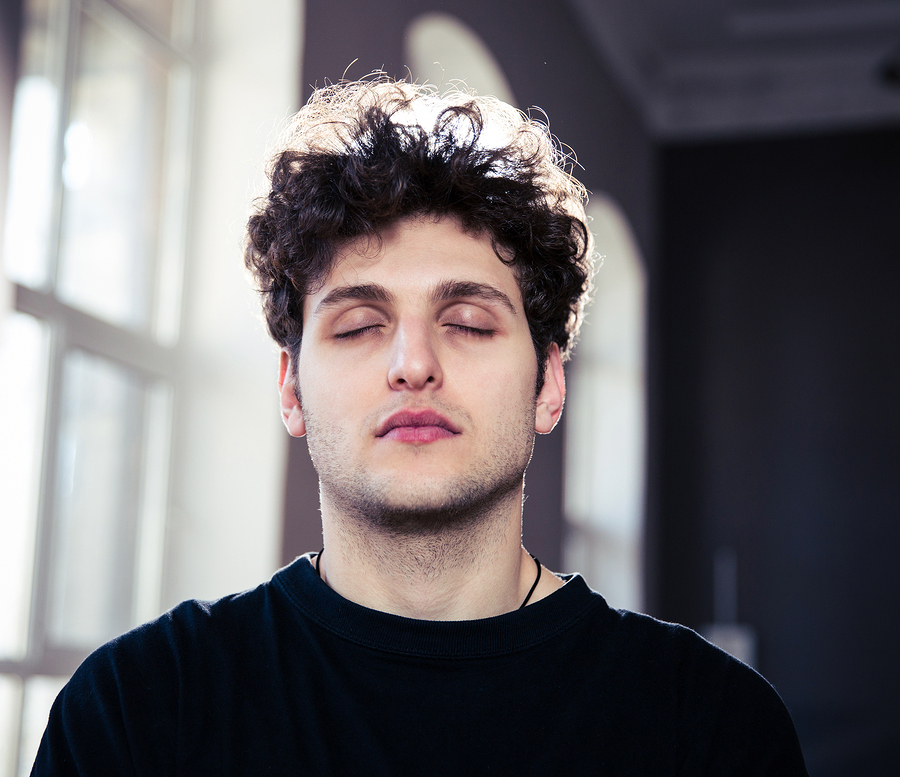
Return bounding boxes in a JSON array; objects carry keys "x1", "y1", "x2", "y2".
[{"x1": 279, "y1": 215, "x2": 565, "y2": 532}]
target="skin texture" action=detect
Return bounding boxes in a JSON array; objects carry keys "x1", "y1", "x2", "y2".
[{"x1": 278, "y1": 215, "x2": 566, "y2": 619}]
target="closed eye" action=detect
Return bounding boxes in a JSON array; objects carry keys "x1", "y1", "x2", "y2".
[
  {"x1": 334, "y1": 324, "x2": 384, "y2": 340},
  {"x1": 445, "y1": 323, "x2": 495, "y2": 337}
]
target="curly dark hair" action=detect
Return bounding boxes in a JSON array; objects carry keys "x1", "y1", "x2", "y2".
[{"x1": 245, "y1": 79, "x2": 594, "y2": 384}]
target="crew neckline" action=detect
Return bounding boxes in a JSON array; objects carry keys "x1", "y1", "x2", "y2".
[{"x1": 272, "y1": 553, "x2": 608, "y2": 659}]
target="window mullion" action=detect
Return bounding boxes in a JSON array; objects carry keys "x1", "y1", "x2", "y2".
[
  {"x1": 23, "y1": 296, "x2": 68, "y2": 668},
  {"x1": 15, "y1": 284, "x2": 176, "y2": 377}
]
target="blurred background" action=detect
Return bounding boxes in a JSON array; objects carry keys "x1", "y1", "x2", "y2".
[{"x1": 1, "y1": 0, "x2": 898, "y2": 774}]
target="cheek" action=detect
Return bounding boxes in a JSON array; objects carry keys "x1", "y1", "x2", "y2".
[
  {"x1": 477, "y1": 361, "x2": 537, "y2": 416},
  {"x1": 498, "y1": 347, "x2": 539, "y2": 397},
  {"x1": 301, "y1": 364, "x2": 381, "y2": 437}
]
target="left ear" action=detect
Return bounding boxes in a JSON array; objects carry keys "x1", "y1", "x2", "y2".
[
  {"x1": 278, "y1": 349, "x2": 307, "y2": 438},
  {"x1": 535, "y1": 343, "x2": 565, "y2": 434}
]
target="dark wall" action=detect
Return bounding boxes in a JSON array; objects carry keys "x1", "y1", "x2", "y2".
[
  {"x1": 656, "y1": 129, "x2": 900, "y2": 774},
  {"x1": 284, "y1": 0, "x2": 654, "y2": 570}
]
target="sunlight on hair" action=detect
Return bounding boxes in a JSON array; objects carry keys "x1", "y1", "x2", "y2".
[
  {"x1": 403, "y1": 12, "x2": 526, "y2": 158},
  {"x1": 388, "y1": 87, "x2": 524, "y2": 155}
]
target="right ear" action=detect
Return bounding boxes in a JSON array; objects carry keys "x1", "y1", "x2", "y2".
[{"x1": 278, "y1": 349, "x2": 306, "y2": 437}]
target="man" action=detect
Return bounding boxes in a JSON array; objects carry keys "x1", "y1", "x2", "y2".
[{"x1": 33, "y1": 79, "x2": 807, "y2": 774}]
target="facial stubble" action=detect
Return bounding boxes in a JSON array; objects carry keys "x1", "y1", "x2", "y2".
[{"x1": 297, "y1": 384, "x2": 537, "y2": 541}]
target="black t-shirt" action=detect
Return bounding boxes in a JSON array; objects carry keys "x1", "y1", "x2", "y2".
[{"x1": 33, "y1": 554, "x2": 808, "y2": 775}]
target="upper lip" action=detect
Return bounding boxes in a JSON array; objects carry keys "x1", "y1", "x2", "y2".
[{"x1": 375, "y1": 409, "x2": 461, "y2": 437}]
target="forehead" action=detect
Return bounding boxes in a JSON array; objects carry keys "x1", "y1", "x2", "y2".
[{"x1": 304, "y1": 216, "x2": 522, "y2": 316}]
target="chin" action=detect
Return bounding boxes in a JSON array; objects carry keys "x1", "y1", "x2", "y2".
[{"x1": 342, "y1": 473, "x2": 524, "y2": 537}]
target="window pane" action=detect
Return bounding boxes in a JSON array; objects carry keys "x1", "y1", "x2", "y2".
[
  {"x1": 55, "y1": 10, "x2": 171, "y2": 331},
  {"x1": 0, "y1": 313, "x2": 49, "y2": 660},
  {"x1": 0, "y1": 675, "x2": 23, "y2": 777},
  {"x1": 17, "y1": 676, "x2": 66, "y2": 777},
  {"x1": 133, "y1": 381, "x2": 173, "y2": 624},
  {"x1": 153, "y1": 64, "x2": 191, "y2": 345},
  {"x1": 2, "y1": 0, "x2": 65, "y2": 289},
  {"x1": 564, "y1": 197, "x2": 647, "y2": 612},
  {"x1": 47, "y1": 350, "x2": 143, "y2": 649}
]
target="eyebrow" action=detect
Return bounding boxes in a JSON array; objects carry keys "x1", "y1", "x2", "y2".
[
  {"x1": 313, "y1": 280, "x2": 517, "y2": 316},
  {"x1": 431, "y1": 280, "x2": 517, "y2": 316},
  {"x1": 313, "y1": 283, "x2": 393, "y2": 315}
]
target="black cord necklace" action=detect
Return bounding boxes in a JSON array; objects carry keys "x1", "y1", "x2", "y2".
[
  {"x1": 314, "y1": 549, "x2": 542, "y2": 609},
  {"x1": 520, "y1": 552, "x2": 542, "y2": 608}
]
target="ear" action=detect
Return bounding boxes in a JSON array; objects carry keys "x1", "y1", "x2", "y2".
[
  {"x1": 278, "y1": 349, "x2": 306, "y2": 437},
  {"x1": 535, "y1": 343, "x2": 565, "y2": 434}
]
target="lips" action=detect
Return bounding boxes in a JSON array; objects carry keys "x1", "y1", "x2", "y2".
[{"x1": 375, "y1": 409, "x2": 461, "y2": 442}]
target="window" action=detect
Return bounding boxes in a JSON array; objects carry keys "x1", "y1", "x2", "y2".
[
  {"x1": 0, "y1": 0, "x2": 194, "y2": 772},
  {"x1": 564, "y1": 196, "x2": 647, "y2": 611}
]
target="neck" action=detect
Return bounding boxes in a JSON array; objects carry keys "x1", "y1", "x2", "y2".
[{"x1": 316, "y1": 489, "x2": 556, "y2": 620}]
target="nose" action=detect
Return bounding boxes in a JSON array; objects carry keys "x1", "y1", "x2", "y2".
[{"x1": 387, "y1": 319, "x2": 443, "y2": 390}]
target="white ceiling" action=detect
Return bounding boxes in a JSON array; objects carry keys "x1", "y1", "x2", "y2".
[{"x1": 565, "y1": 0, "x2": 900, "y2": 138}]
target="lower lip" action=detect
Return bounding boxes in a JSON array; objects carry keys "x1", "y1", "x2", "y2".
[{"x1": 381, "y1": 426, "x2": 457, "y2": 443}]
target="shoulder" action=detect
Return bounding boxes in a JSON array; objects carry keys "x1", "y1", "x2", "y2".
[
  {"x1": 56, "y1": 585, "x2": 266, "y2": 693},
  {"x1": 83, "y1": 578, "x2": 275, "y2": 666},
  {"x1": 31, "y1": 577, "x2": 284, "y2": 775},
  {"x1": 600, "y1": 606, "x2": 782, "y2": 712},
  {"x1": 543, "y1": 585, "x2": 785, "y2": 714},
  {"x1": 602, "y1": 608, "x2": 807, "y2": 773},
  {"x1": 65, "y1": 555, "x2": 319, "y2": 696}
]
